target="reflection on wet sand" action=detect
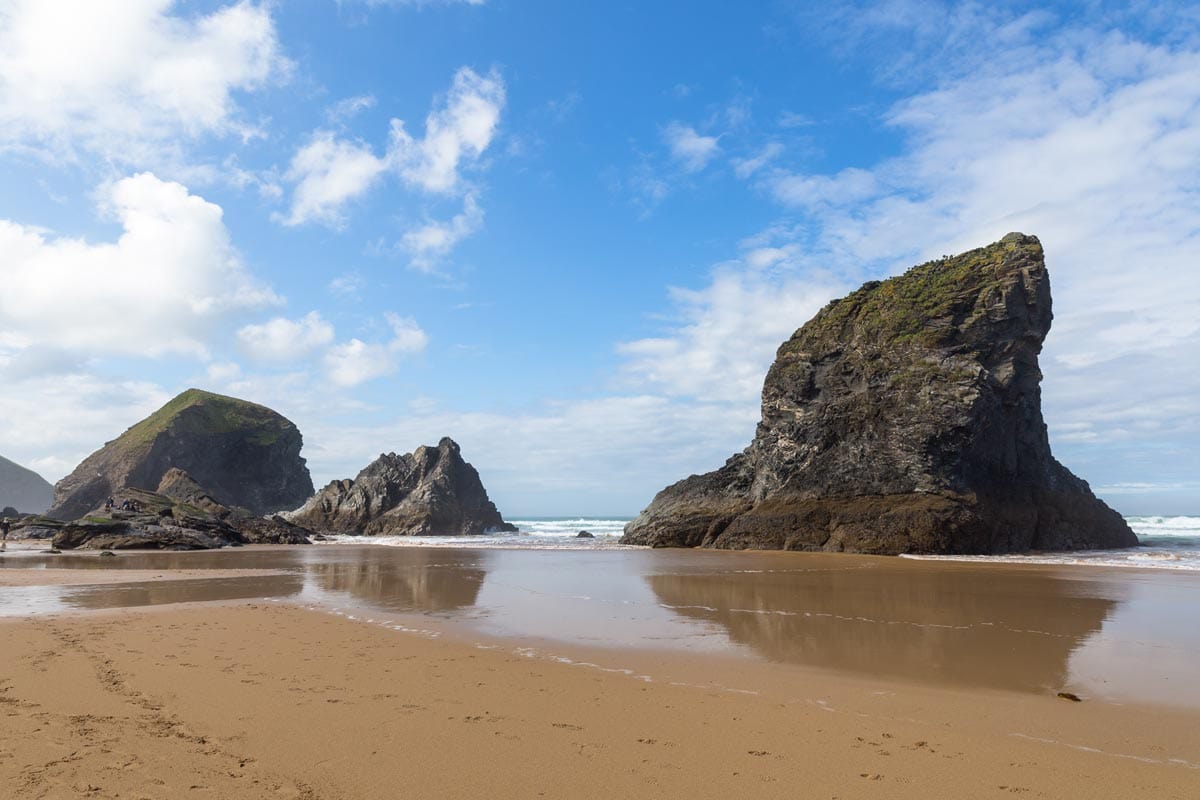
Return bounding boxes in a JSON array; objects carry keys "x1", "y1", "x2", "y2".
[
  {"x1": 307, "y1": 547, "x2": 488, "y2": 613},
  {"x1": 62, "y1": 574, "x2": 306, "y2": 611},
  {"x1": 647, "y1": 560, "x2": 1120, "y2": 695}
]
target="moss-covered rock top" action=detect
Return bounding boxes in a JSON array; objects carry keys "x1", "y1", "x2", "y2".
[
  {"x1": 118, "y1": 388, "x2": 290, "y2": 456},
  {"x1": 788, "y1": 232, "x2": 1044, "y2": 352}
]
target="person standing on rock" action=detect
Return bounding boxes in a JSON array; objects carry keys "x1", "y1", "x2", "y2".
[{"x1": 1, "y1": 517, "x2": 10, "y2": 550}]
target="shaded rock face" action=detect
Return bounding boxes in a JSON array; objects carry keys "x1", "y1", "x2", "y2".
[
  {"x1": 622, "y1": 234, "x2": 1136, "y2": 554},
  {"x1": 48, "y1": 389, "x2": 315, "y2": 520},
  {"x1": 0, "y1": 454, "x2": 53, "y2": 514},
  {"x1": 288, "y1": 438, "x2": 516, "y2": 536}
]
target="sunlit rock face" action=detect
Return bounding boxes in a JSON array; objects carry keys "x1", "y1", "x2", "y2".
[
  {"x1": 623, "y1": 234, "x2": 1136, "y2": 554},
  {"x1": 288, "y1": 437, "x2": 516, "y2": 537}
]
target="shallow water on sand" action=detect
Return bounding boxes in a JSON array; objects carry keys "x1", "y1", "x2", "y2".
[
  {"x1": 2, "y1": 545, "x2": 1198, "y2": 708},
  {"x1": 4, "y1": 551, "x2": 1195, "y2": 705}
]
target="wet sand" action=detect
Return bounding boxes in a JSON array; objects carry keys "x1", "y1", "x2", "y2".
[{"x1": 1, "y1": 545, "x2": 1198, "y2": 797}]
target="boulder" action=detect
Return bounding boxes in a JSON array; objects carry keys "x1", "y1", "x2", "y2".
[
  {"x1": 288, "y1": 437, "x2": 516, "y2": 536},
  {"x1": 621, "y1": 234, "x2": 1136, "y2": 554},
  {"x1": 48, "y1": 389, "x2": 314, "y2": 521},
  {"x1": 50, "y1": 482, "x2": 317, "y2": 550}
]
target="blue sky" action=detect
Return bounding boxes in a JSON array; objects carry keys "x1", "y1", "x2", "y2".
[{"x1": 0, "y1": 0, "x2": 1197, "y2": 515}]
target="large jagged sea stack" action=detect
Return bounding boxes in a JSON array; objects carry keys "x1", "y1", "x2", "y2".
[
  {"x1": 49, "y1": 388, "x2": 315, "y2": 520},
  {"x1": 288, "y1": 437, "x2": 516, "y2": 536},
  {"x1": 622, "y1": 233, "x2": 1136, "y2": 554}
]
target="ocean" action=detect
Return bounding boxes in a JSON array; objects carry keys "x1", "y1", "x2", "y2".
[{"x1": 327, "y1": 515, "x2": 1200, "y2": 571}]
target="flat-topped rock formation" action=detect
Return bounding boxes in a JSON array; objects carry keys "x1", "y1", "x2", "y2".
[
  {"x1": 288, "y1": 437, "x2": 516, "y2": 536},
  {"x1": 48, "y1": 389, "x2": 314, "y2": 520},
  {"x1": 0, "y1": 454, "x2": 52, "y2": 514},
  {"x1": 622, "y1": 233, "x2": 1137, "y2": 554}
]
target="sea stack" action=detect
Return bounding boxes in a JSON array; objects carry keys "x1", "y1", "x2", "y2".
[
  {"x1": 48, "y1": 388, "x2": 315, "y2": 520},
  {"x1": 288, "y1": 437, "x2": 516, "y2": 536},
  {"x1": 621, "y1": 233, "x2": 1137, "y2": 554},
  {"x1": 0, "y1": 454, "x2": 53, "y2": 513}
]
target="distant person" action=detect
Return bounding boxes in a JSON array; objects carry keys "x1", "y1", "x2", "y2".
[
  {"x1": 1, "y1": 517, "x2": 10, "y2": 550},
  {"x1": 105, "y1": 497, "x2": 114, "y2": 512}
]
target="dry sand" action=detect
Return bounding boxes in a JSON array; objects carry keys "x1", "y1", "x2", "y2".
[{"x1": 1, "y1": 596, "x2": 1198, "y2": 799}]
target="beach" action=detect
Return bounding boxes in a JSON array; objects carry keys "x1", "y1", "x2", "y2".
[{"x1": 1, "y1": 543, "x2": 1199, "y2": 798}]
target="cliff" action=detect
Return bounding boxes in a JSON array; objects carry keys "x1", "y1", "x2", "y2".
[
  {"x1": 621, "y1": 233, "x2": 1137, "y2": 554},
  {"x1": 288, "y1": 437, "x2": 516, "y2": 536},
  {"x1": 0, "y1": 454, "x2": 52, "y2": 513},
  {"x1": 48, "y1": 389, "x2": 314, "y2": 520}
]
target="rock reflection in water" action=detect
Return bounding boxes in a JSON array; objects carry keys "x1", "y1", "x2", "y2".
[
  {"x1": 647, "y1": 562, "x2": 1120, "y2": 694},
  {"x1": 308, "y1": 548, "x2": 487, "y2": 613},
  {"x1": 60, "y1": 574, "x2": 305, "y2": 611}
]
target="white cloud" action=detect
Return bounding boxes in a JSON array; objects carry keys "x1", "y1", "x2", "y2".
[
  {"x1": 238, "y1": 311, "x2": 336, "y2": 363},
  {"x1": 389, "y1": 66, "x2": 506, "y2": 194},
  {"x1": 326, "y1": 94, "x2": 377, "y2": 124},
  {"x1": 328, "y1": 271, "x2": 365, "y2": 296},
  {"x1": 299, "y1": 394, "x2": 757, "y2": 514},
  {"x1": 0, "y1": 0, "x2": 289, "y2": 163},
  {"x1": 618, "y1": 265, "x2": 845, "y2": 405},
  {"x1": 0, "y1": 374, "x2": 173, "y2": 481},
  {"x1": 277, "y1": 131, "x2": 387, "y2": 227},
  {"x1": 323, "y1": 313, "x2": 428, "y2": 387},
  {"x1": 279, "y1": 67, "x2": 504, "y2": 230},
  {"x1": 732, "y1": 142, "x2": 783, "y2": 178},
  {"x1": 401, "y1": 193, "x2": 483, "y2": 271},
  {"x1": 206, "y1": 361, "x2": 242, "y2": 383},
  {"x1": 663, "y1": 122, "x2": 720, "y2": 172},
  {"x1": 770, "y1": 167, "x2": 879, "y2": 208},
  {"x1": 0, "y1": 172, "x2": 279, "y2": 360}
]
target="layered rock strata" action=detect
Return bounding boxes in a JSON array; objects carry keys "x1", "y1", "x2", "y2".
[
  {"x1": 621, "y1": 234, "x2": 1136, "y2": 554},
  {"x1": 288, "y1": 438, "x2": 516, "y2": 536}
]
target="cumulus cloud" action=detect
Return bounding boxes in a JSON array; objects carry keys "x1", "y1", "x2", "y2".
[
  {"x1": 0, "y1": 172, "x2": 279, "y2": 360},
  {"x1": 279, "y1": 67, "x2": 504, "y2": 239},
  {"x1": 0, "y1": 0, "x2": 289, "y2": 163},
  {"x1": 662, "y1": 122, "x2": 720, "y2": 172},
  {"x1": 323, "y1": 313, "x2": 428, "y2": 387},
  {"x1": 389, "y1": 66, "x2": 506, "y2": 194},
  {"x1": 277, "y1": 131, "x2": 388, "y2": 227},
  {"x1": 400, "y1": 193, "x2": 483, "y2": 271},
  {"x1": 618, "y1": 264, "x2": 845, "y2": 405},
  {"x1": 237, "y1": 311, "x2": 336, "y2": 362}
]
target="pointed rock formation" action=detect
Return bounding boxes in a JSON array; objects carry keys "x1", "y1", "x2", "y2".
[
  {"x1": 48, "y1": 389, "x2": 315, "y2": 520},
  {"x1": 0, "y1": 454, "x2": 53, "y2": 513},
  {"x1": 622, "y1": 234, "x2": 1136, "y2": 554},
  {"x1": 288, "y1": 437, "x2": 516, "y2": 536}
]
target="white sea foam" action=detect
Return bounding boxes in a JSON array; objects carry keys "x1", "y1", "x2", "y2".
[
  {"x1": 321, "y1": 517, "x2": 633, "y2": 550},
  {"x1": 317, "y1": 515, "x2": 1200, "y2": 568},
  {"x1": 903, "y1": 516, "x2": 1200, "y2": 572}
]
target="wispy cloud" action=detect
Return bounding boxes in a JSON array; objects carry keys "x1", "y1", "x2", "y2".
[{"x1": 662, "y1": 122, "x2": 720, "y2": 172}]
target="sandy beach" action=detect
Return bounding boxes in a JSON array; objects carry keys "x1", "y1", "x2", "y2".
[{"x1": 0, "y1": 547, "x2": 1198, "y2": 798}]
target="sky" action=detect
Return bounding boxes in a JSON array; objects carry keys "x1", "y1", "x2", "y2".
[{"x1": 0, "y1": 0, "x2": 1197, "y2": 516}]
